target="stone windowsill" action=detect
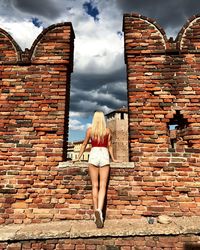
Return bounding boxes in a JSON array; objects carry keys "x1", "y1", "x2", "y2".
[
  {"x1": 58, "y1": 161, "x2": 135, "y2": 168},
  {"x1": 0, "y1": 216, "x2": 200, "y2": 242}
]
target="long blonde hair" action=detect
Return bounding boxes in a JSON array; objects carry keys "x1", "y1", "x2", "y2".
[{"x1": 91, "y1": 111, "x2": 107, "y2": 142}]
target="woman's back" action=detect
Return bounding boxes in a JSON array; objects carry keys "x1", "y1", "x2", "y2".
[{"x1": 90, "y1": 132, "x2": 109, "y2": 147}]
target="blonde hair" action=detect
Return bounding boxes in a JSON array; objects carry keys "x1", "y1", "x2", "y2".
[{"x1": 91, "y1": 111, "x2": 107, "y2": 142}]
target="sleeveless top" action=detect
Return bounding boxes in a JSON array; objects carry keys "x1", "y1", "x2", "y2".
[{"x1": 91, "y1": 134, "x2": 109, "y2": 148}]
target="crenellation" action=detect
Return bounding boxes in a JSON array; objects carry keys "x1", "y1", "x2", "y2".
[
  {"x1": 0, "y1": 29, "x2": 20, "y2": 63},
  {"x1": 123, "y1": 13, "x2": 200, "y2": 218},
  {"x1": 0, "y1": 22, "x2": 74, "y2": 224}
]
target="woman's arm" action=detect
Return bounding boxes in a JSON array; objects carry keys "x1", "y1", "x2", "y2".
[
  {"x1": 73, "y1": 128, "x2": 91, "y2": 162},
  {"x1": 107, "y1": 129, "x2": 118, "y2": 162}
]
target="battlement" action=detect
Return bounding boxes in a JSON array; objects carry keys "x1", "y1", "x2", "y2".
[{"x1": 0, "y1": 13, "x2": 200, "y2": 242}]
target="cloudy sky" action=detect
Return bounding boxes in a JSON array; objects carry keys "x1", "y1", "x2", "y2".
[{"x1": 0, "y1": 0, "x2": 200, "y2": 141}]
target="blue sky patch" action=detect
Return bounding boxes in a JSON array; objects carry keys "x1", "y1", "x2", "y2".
[
  {"x1": 83, "y1": 1, "x2": 99, "y2": 21},
  {"x1": 31, "y1": 17, "x2": 43, "y2": 28},
  {"x1": 117, "y1": 31, "x2": 123, "y2": 38},
  {"x1": 68, "y1": 115, "x2": 92, "y2": 142}
]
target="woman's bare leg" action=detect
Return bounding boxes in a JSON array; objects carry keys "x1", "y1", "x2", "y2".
[
  {"x1": 98, "y1": 165, "x2": 110, "y2": 211},
  {"x1": 88, "y1": 164, "x2": 99, "y2": 210}
]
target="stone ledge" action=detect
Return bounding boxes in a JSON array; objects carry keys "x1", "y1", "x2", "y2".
[
  {"x1": 1, "y1": 216, "x2": 200, "y2": 242},
  {"x1": 58, "y1": 161, "x2": 135, "y2": 169}
]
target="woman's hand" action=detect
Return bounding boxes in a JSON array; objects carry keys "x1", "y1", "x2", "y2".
[
  {"x1": 72, "y1": 159, "x2": 81, "y2": 164},
  {"x1": 112, "y1": 159, "x2": 121, "y2": 163}
]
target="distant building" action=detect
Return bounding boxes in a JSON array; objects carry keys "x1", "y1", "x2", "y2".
[
  {"x1": 106, "y1": 107, "x2": 128, "y2": 162},
  {"x1": 67, "y1": 142, "x2": 75, "y2": 160},
  {"x1": 67, "y1": 141, "x2": 91, "y2": 161}
]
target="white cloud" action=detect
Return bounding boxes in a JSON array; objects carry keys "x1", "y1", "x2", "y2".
[
  {"x1": 69, "y1": 119, "x2": 85, "y2": 131},
  {"x1": 0, "y1": 18, "x2": 43, "y2": 50},
  {"x1": 57, "y1": 0, "x2": 124, "y2": 74},
  {"x1": 69, "y1": 111, "x2": 84, "y2": 118}
]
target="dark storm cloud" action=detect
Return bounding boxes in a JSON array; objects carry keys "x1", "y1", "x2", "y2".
[
  {"x1": 71, "y1": 66, "x2": 126, "y2": 91},
  {"x1": 96, "y1": 92, "x2": 126, "y2": 108},
  {"x1": 70, "y1": 98, "x2": 107, "y2": 115},
  {"x1": 12, "y1": 0, "x2": 62, "y2": 19},
  {"x1": 70, "y1": 80, "x2": 127, "y2": 115},
  {"x1": 99, "y1": 82, "x2": 127, "y2": 102},
  {"x1": 70, "y1": 98, "x2": 126, "y2": 115},
  {"x1": 116, "y1": 0, "x2": 200, "y2": 35},
  {"x1": 70, "y1": 65, "x2": 127, "y2": 114},
  {"x1": 70, "y1": 58, "x2": 127, "y2": 115}
]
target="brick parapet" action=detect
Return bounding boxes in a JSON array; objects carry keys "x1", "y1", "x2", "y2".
[
  {"x1": 123, "y1": 13, "x2": 200, "y2": 55},
  {"x1": 58, "y1": 162, "x2": 200, "y2": 219},
  {"x1": 0, "y1": 22, "x2": 74, "y2": 223},
  {"x1": 176, "y1": 14, "x2": 200, "y2": 52},
  {"x1": 123, "y1": 14, "x2": 200, "y2": 156},
  {"x1": 123, "y1": 13, "x2": 200, "y2": 219},
  {"x1": 123, "y1": 13, "x2": 168, "y2": 57},
  {"x1": 0, "y1": 147, "x2": 199, "y2": 221},
  {"x1": 0, "y1": 22, "x2": 75, "y2": 67},
  {"x1": 0, "y1": 28, "x2": 21, "y2": 63},
  {"x1": 30, "y1": 22, "x2": 75, "y2": 69},
  {"x1": 0, "y1": 161, "x2": 197, "y2": 224}
]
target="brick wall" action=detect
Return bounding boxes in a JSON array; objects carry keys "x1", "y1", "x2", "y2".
[
  {"x1": 123, "y1": 13, "x2": 200, "y2": 217},
  {"x1": 1, "y1": 235, "x2": 200, "y2": 250},
  {"x1": 0, "y1": 13, "x2": 200, "y2": 226},
  {"x1": 0, "y1": 23, "x2": 74, "y2": 224},
  {"x1": 55, "y1": 162, "x2": 199, "y2": 220}
]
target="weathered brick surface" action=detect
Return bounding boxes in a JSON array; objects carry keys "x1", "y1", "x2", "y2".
[
  {"x1": 54, "y1": 163, "x2": 200, "y2": 220},
  {"x1": 1, "y1": 13, "x2": 200, "y2": 226},
  {"x1": 124, "y1": 13, "x2": 200, "y2": 151},
  {"x1": 0, "y1": 23, "x2": 74, "y2": 224},
  {"x1": 123, "y1": 13, "x2": 200, "y2": 217},
  {"x1": 0, "y1": 235, "x2": 200, "y2": 250}
]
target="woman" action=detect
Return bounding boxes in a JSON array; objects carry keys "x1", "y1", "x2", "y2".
[{"x1": 73, "y1": 111, "x2": 118, "y2": 228}]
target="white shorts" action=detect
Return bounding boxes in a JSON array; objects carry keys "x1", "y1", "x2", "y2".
[{"x1": 88, "y1": 147, "x2": 110, "y2": 167}]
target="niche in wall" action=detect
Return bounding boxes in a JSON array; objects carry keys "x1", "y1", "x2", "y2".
[{"x1": 167, "y1": 110, "x2": 189, "y2": 149}]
